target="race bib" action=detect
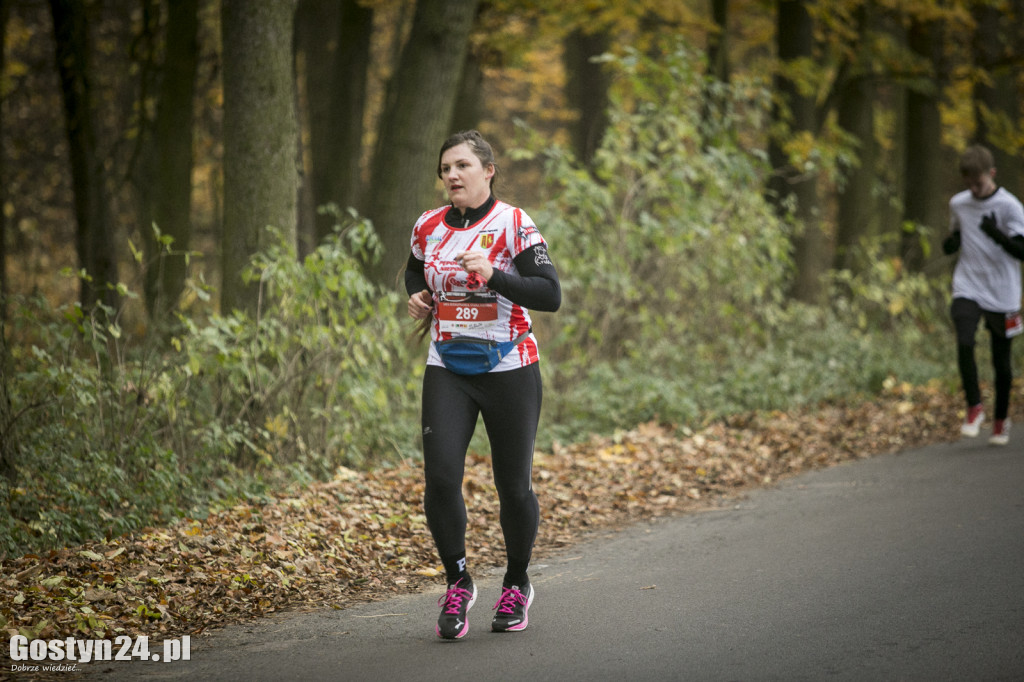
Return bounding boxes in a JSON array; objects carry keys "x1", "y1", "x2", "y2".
[
  {"x1": 1006, "y1": 311, "x2": 1023, "y2": 338},
  {"x1": 436, "y1": 290, "x2": 499, "y2": 333}
]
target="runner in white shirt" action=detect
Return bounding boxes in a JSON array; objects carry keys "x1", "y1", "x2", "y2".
[
  {"x1": 943, "y1": 145, "x2": 1024, "y2": 445},
  {"x1": 405, "y1": 130, "x2": 560, "y2": 639}
]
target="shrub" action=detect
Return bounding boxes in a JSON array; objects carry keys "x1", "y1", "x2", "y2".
[
  {"x1": 0, "y1": 294, "x2": 195, "y2": 555},
  {"x1": 171, "y1": 214, "x2": 421, "y2": 479},
  {"x1": 522, "y1": 43, "x2": 954, "y2": 445},
  {"x1": 0, "y1": 214, "x2": 422, "y2": 557},
  {"x1": 0, "y1": 44, "x2": 976, "y2": 558}
]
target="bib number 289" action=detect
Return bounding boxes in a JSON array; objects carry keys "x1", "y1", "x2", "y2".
[{"x1": 437, "y1": 298, "x2": 498, "y2": 331}]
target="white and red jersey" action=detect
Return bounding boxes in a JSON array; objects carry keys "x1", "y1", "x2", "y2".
[{"x1": 410, "y1": 200, "x2": 547, "y2": 371}]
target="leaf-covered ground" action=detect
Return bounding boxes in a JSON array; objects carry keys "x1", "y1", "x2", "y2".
[{"x1": 0, "y1": 380, "x2": 1009, "y2": 676}]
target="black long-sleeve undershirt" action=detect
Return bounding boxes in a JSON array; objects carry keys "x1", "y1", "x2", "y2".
[
  {"x1": 942, "y1": 230, "x2": 961, "y2": 255},
  {"x1": 990, "y1": 234, "x2": 1024, "y2": 260},
  {"x1": 404, "y1": 253, "x2": 429, "y2": 295},
  {"x1": 943, "y1": 229, "x2": 1024, "y2": 260},
  {"x1": 404, "y1": 244, "x2": 561, "y2": 312},
  {"x1": 488, "y1": 245, "x2": 561, "y2": 312}
]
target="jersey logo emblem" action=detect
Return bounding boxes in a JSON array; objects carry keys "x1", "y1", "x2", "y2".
[{"x1": 480, "y1": 234, "x2": 494, "y2": 248}]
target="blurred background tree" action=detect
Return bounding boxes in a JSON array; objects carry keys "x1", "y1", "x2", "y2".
[{"x1": 3, "y1": 0, "x2": 1019, "y2": 321}]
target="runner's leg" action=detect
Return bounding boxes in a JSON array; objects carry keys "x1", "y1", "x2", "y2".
[
  {"x1": 952, "y1": 298, "x2": 983, "y2": 408},
  {"x1": 421, "y1": 366, "x2": 479, "y2": 581},
  {"x1": 985, "y1": 313, "x2": 1013, "y2": 421},
  {"x1": 479, "y1": 363, "x2": 542, "y2": 584}
]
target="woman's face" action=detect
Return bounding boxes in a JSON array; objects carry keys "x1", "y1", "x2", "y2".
[{"x1": 440, "y1": 142, "x2": 494, "y2": 210}]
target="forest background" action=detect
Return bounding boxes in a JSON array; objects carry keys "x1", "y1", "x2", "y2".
[{"x1": 1, "y1": 0, "x2": 1022, "y2": 560}]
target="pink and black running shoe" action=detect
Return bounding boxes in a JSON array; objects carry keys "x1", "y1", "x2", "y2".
[
  {"x1": 436, "y1": 578, "x2": 476, "y2": 640},
  {"x1": 491, "y1": 583, "x2": 534, "y2": 632}
]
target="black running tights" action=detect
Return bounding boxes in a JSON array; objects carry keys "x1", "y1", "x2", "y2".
[
  {"x1": 952, "y1": 298, "x2": 1014, "y2": 420},
  {"x1": 420, "y1": 363, "x2": 542, "y2": 572}
]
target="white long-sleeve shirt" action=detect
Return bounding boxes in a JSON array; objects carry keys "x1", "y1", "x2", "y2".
[{"x1": 949, "y1": 186, "x2": 1024, "y2": 313}]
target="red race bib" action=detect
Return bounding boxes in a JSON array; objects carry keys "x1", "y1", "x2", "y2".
[
  {"x1": 436, "y1": 291, "x2": 498, "y2": 333},
  {"x1": 1006, "y1": 311, "x2": 1023, "y2": 339}
]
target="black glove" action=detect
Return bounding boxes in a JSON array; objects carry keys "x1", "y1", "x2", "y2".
[
  {"x1": 980, "y1": 212, "x2": 1005, "y2": 243},
  {"x1": 978, "y1": 211, "x2": 1024, "y2": 259},
  {"x1": 942, "y1": 230, "x2": 961, "y2": 255}
]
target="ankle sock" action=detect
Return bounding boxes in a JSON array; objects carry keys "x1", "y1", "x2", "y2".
[
  {"x1": 442, "y1": 552, "x2": 470, "y2": 587},
  {"x1": 503, "y1": 556, "x2": 530, "y2": 587}
]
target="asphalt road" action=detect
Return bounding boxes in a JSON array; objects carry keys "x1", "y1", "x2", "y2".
[{"x1": 77, "y1": 434, "x2": 1023, "y2": 682}]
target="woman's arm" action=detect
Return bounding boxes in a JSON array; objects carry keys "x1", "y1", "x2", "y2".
[
  {"x1": 405, "y1": 253, "x2": 429, "y2": 295},
  {"x1": 486, "y1": 244, "x2": 561, "y2": 312},
  {"x1": 404, "y1": 253, "x2": 432, "y2": 320}
]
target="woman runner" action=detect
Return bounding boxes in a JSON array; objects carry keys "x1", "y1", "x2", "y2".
[{"x1": 405, "y1": 130, "x2": 561, "y2": 639}]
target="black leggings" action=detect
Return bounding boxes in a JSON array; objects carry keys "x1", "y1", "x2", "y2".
[
  {"x1": 421, "y1": 363, "x2": 542, "y2": 569},
  {"x1": 952, "y1": 298, "x2": 1014, "y2": 420}
]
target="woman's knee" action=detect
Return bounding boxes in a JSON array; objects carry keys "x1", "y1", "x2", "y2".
[{"x1": 495, "y1": 483, "x2": 537, "y2": 511}]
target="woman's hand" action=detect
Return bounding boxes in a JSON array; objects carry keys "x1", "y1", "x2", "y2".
[
  {"x1": 456, "y1": 250, "x2": 493, "y2": 283},
  {"x1": 408, "y1": 289, "x2": 432, "y2": 320}
]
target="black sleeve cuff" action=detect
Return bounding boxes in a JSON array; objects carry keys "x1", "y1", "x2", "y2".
[{"x1": 943, "y1": 231, "x2": 961, "y2": 255}]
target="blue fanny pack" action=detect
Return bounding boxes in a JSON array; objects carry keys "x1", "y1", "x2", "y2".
[{"x1": 435, "y1": 332, "x2": 530, "y2": 376}]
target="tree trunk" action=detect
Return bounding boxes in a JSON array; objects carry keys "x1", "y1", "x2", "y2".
[
  {"x1": 294, "y1": 0, "x2": 338, "y2": 256},
  {"x1": 450, "y1": 47, "x2": 485, "y2": 135},
  {"x1": 563, "y1": 28, "x2": 611, "y2": 167},
  {"x1": 901, "y1": 19, "x2": 946, "y2": 271},
  {"x1": 707, "y1": 0, "x2": 729, "y2": 83},
  {"x1": 330, "y1": 0, "x2": 373, "y2": 221},
  {"x1": 220, "y1": 0, "x2": 299, "y2": 314},
  {"x1": 768, "y1": 0, "x2": 824, "y2": 304},
  {"x1": 0, "y1": 0, "x2": 8, "y2": 323},
  {"x1": 701, "y1": 0, "x2": 730, "y2": 148},
  {"x1": 0, "y1": 0, "x2": 8, "y2": 473},
  {"x1": 49, "y1": 0, "x2": 119, "y2": 312},
  {"x1": 364, "y1": 0, "x2": 480, "y2": 286},
  {"x1": 296, "y1": 0, "x2": 372, "y2": 248},
  {"x1": 872, "y1": 11, "x2": 906, "y2": 258},
  {"x1": 834, "y1": 72, "x2": 876, "y2": 271},
  {"x1": 139, "y1": 0, "x2": 198, "y2": 321},
  {"x1": 972, "y1": 0, "x2": 1021, "y2": 196},
  {"x1": 834, "y1": 5, "x2": 877, "y2": 272}
]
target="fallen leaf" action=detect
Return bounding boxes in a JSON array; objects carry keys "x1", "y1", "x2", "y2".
[{"x1": 0, "y1": 383, "x2": 998, "y2": 649}]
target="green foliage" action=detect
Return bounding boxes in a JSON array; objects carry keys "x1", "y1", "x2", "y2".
[
  {"x1": 173, "y1": 213, "x2": 419, "y2": 478},
  {"x1": 0, "y1": 215, "x2": 420, "y2": 558},
  {"x1": 829, "y1": 228, "x2": 948, "y2": 336},
  {"x1": 529, "y1": 46, "x2": 788, "y2": 379},
  {"x1": 0, "y1": 294, "x2": 194, "y2": 556},
  {"x1": 0, "y1": 44, "x2": 967, "y2": 560},
  {"x1": 522, "y1": 43, "x2": 953, "y2": 444},
  {"x1": 532, "y1": 45, "x2": 789, "y2": 366}
]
